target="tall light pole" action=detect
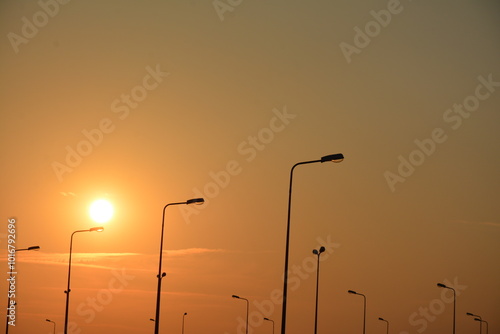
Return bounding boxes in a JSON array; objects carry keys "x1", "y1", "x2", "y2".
[
  {"x1": 232, "y1": 295, "x2": 249, "y2": 334},
  {"x1": 348, "y1": 290, "x2": 366, "y2": 334},
  {"x1": 281, "y1": 153, "x2": 344, "y2": 334},
  {"x1": 437, "y1": 283, "x2": 456, "y2": 334},
  {"x1": 312, "y1": 246, "x2": 325, "y2": 334},
  {"x1": 46, "y1": 319, "x2": 56, "y2": 334},
  {"x1": 264, "y1": 317, "x2": 274, "y2": 334},
  {"x1": 154, "y1": 198, "x2": 204, "y2": 334},
  {"x1": 467, "y1": 312, "x2": 481, "y2": 334},
  {"x1": 378, "y1": 317, "x2": 389, "y2": 334},
  {"x1": 182, "y1": 312, "x2": 187, "y2": 334},
  {"x1": 474, "y1": 319, "x2": 488, "y2": 334},
  {"x1": 64, "y1": 227, "x2": 104, "y2": 334},
  {"x1": 5, "y1": 245, "x2": 40, "y2": 334}
]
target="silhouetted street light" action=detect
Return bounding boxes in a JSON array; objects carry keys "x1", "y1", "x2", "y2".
[
  {"x1": 348, "y1": 290, "x2": 366, "y2": 334},
  {"x1": 64, "y1": 227, "x2": 103, "y2": 334},
  {"x1": 312, "y1": 246, "x2": 325, "y2": 334},
  {"x1": 378, "y1": 317, "x2": 389, "y2": 334},
  {"x1": 182, "y1": 312, "x2": 188, "y2": 334},
  {"x1": 5, "y1": 245, "x2": 40, "y2": 334},
  {"x1": 154, "y1": 198, "x2": 204, "y2": 334},
  {"x1": 232, "y1": 295, "x2": 249, "y2": 334},
  {"x1": 264, "y1": 317, "x2": 274, "y2": 334},
  {"x1": 46, "y1": 319, "x2": 56, "y2": 334},
  {"x1": 474, "y1": 318, "x2": 488, "y2": 334},
  {"x1": 467, "y1": 312, "x2": 482, "y2": 334},
  {"x1": 281, "y1": 153, "x2": 344, "y2": 334},
  {"x1": 437, "y1": 283, "x2": 456, "y2": 334}
]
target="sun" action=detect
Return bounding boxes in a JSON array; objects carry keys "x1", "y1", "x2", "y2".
[{"x1": 89, "y1": 199, "x2": 114, "y2": 223}]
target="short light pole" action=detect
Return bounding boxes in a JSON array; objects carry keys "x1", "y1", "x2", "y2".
[
  {"x1": 312, "y1": 246, "x2": 325, "y2": 334},
  {"x1": 64, "y1": 227, "x2": 104, "y2": 334},
  {"x1": 5, "y1": 245, "x2": 40, "y2": 334},
  {"x1": 378, "y1": 317, "x2": 389, "y2": 334},
  {"x1": 232, "y1": 295, "x2": 249, "y2": 334},
  {"x1": 264, "y1": 317, "x2": 275, "y2": 334},
  {"x1": 154, "y1": 198, "x2": 204, "y2": 334},
  {"x1": 281, "y1": 153, "x2": 344, "y2": 334},
  {"x1": 474, "y1": 318, "x2": 488, "y2": 334},
  {"x1": 348, "y1": 290, "x2": 366, "y2": 334},
  {"x1": 437, "y1": 283, "x2": 456, "y2": 334},
  {"x1": 46, "y1": 319, "x2": 56, "y2": 334},
  {"x1": 467, "y1": 312, "x2": 481, "y2": 334},
  {"x1": 182, "y1": 312, "x2": 187, "y2": 334}
]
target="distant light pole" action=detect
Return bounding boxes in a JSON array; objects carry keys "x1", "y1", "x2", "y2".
[
  {"x1": 182, "y1": 312, "x2": 188, "y2": 334},
  {"x1": 467, "y1": 312, "x2": 482, "y2": 334},
  {"x1": 474, "y1": 318, "x2": 488, "y2": 334},
  {"x1": 64, "y1": 227, "x2": 104, "y2": 334},
  {"x1": 312, "y1": 246, "x2": 325, "y2": 334},
  {"x1": 232, "y1": 295, "x2": 249, "y2": 334},
  {"x1": 5, "y1": 245, "x2": 40, "y2": 334},
  {"x1": 378, "y1": 317, "x2": 389, "y2": 334},
  {"x1": 46, "y1": 319, "x2": 56, "y2": 334},
  {"x1": 437, "y1": 283, "x2": 456, "y2": 334},
  {"x1": 348, "y1": 290, "x2": 366, "y2": 334},
  {"x1": 154, "y1": 198, "x2": 204, "y2": 334},
  {"x1": 281, "y1": 153, "x2": 344, "y2": 334},
  {"x1": 264, "y1": 317, "x2": 275, "y2": 334}
]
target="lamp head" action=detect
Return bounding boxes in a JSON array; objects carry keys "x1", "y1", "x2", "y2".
[
  {"x1": 232, "y1": 294, "x2": 240, "y2": 299},
  {"x1": 321, "y1": 153, "x2": 344, "y2": 163},
  {"x1": 319, "y1": 246, "x2": 325, "y2": 253},
  {"x1": 474, "y1": 318, "x2": 481, "y2": 322},
  {"x1": 348, "y1": 290, "x2": 357, "y2": 294},
  {"x1": 187, "y1": 198, "x2": 204, "y2": 205},
  {"x1": 184, "y1": 312, "x2": 187, "y2": 315},
  {"x1": 28, "y1": 246, "x2": 40, "y2": 251},
  {"x1": 379, "y1": 317, "x2": 385, "y2": 321},
  {"x1": 313, "y1": 249, "x2": 318, "y2": 255},
  {"x1": 437, "y1": 283, "x2": 447, "y2": 288},
  {"x1": 90, "y1": 226, "x2": 104, "y2": 232}
]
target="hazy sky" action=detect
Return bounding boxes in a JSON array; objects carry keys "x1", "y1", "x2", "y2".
[{"x1": 1, "y1": 1, "x2": 499, "y2": 333}]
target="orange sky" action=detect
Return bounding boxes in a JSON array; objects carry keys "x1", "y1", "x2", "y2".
[{"x1": 1, "y1": 1, "x2": 499, "y2": 334}]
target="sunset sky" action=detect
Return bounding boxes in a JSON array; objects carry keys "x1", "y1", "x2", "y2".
[{"x1": 1, "y1": 1, "x2": 499, "y2": 333}]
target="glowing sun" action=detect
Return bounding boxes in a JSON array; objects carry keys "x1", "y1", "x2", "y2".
[{"x1": 89, "y1": 199, "x2": 114, "y2": 223}]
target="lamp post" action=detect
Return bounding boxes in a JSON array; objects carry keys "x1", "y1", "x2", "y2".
[
  {"x1": 232, "y1": 295, "x2": 249, "y2": 334},
  {"x1": 378, "y1": 317, "x2": 389, "y2": 334},
  {"x1": 64, "y1": 227, "x2": 103, "y2": 334},
  {"x1": 46, "y1": 319, "x2": 56, "y2": 334},
  {"x1": 5, "y1": 245, "x2": 40, "y2": 334},
  {"x1": 312, "y1": 246, "x2": 325, "y2": 334},
  {"x1": 182, "y1": 312, "x2": 187, "y2": 334},
  {"x1": 348, "y1": 290, "x2": 366, "y2": 334},
  {"x1": 474, "y1": 319, "x2": 488, "y2": 334},
  {"x1": 264, "y1": 317, "x2": 274, "y2": 334},
  {"x1": 154, "y1": 198, "x2": 204, "y2": 334},
  {"x1": 437, "y1": 283, "x2": 456, "y2": 334},
  {"x1": 467, "y1": 312, "x2": 481, "y2": 334},
  {"x1": 281, "y1": 153, "x2": 344, "y2": 334}
]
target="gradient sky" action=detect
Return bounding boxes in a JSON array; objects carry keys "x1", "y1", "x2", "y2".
[{"x1": 1, "y1": 1, "x2": 499, "y2": 333}]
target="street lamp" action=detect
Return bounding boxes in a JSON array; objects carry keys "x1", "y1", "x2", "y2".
[
  {"x1": 64, "y1": 227, "x2": 104, "y2": 334},
  {"x1": 5, "y1": 245, "x2": 40, "y2": 334},
  {"x1": 182, "y1": 312, "x2": 188, "y2": 334},
  {"x1": 378, "y1": 317, "x2": 389, "y2": 334},
  {"x1": 232, "y1": 295, "x2": 249, "y2": 334},
  {"x1": 264, "y1": 317, "x2": 274, "y2": 334},
  {"x1": 437, "y1": 283, "x2": 456, "y2": 334},
  {"x1": 474, "y1": 318, "x2": 488, "y2": 334},
  {"x1": 154, "y1": 198, "x2": 204, "y2": 334},
  {"x1": 46, "y1": 319, "x2": 56, "y2": 334},
  {"x1": 348, "y1": 290, "x2": 366, "y2": 334},
  {"x1": 312, "y1": 246, "x2": 325, "y2": 334},
  {"x1": 467, "y1": 312, "x2": 482, "y2": 334},
  {"x1": 281, "y1": 153, "x2": 344, "y2": 334}
]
